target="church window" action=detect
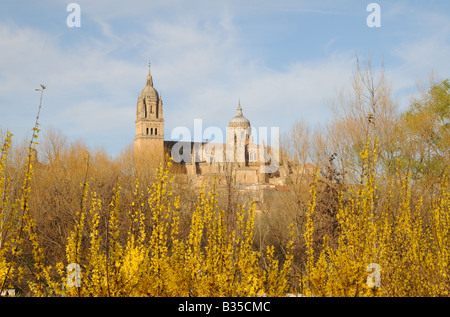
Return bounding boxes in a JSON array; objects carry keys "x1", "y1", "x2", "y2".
[
  {"x1": 143, "y1": 99, "x2": 147, "y2": 118},
  {"x1": 250, "y1": 150, "x2": 257, "y2": 162}
]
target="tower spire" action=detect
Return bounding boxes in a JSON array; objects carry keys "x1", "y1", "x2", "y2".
[{"x1": 237, "y1": 100, "x2": 243, "y2": 116}]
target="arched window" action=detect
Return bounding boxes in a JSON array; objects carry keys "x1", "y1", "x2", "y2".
[
  {"x1": 155, "y1": 128, "x2": 158, "y2": 135},
  {"x1": 143, "y1": 99, "x2": 147, "y2": 118},
  {"x1": 146, "y1": 128, "x2": 149, "y2": 135},
  {"x1": 151, "y1": 128, "x2": 153, "y2": 135},
  {"x1": 249, "y1": 150, "x2": 257, "y2": 162}
]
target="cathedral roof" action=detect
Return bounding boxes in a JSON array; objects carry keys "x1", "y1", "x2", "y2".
[
  {"x1": 228, "y1": 103, "x2": 251, "y2": 128},
  {"x1": 140, "y1": 65, "x2": 159, "y2": 100}
]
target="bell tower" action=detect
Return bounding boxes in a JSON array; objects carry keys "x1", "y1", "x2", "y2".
[
  {"x1": 134, "y1": 65, "x2": 164, "y2": 162},
  {"x1": 226, "y1": 102, "x2": 251, "y2": 166}
]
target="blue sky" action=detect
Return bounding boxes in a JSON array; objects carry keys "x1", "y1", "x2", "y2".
[{"x1": 0, "y1": 0, "x2": 449, "y2": 157}]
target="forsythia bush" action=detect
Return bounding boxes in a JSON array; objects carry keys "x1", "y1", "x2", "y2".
[
  {"x1": 59, "y1": 159, "x2": 294, "y2": 297},
  {"x1": 1, "y1": 127, "x2": 449, "y2": 297},
  {"x1": 0, "y1": 132, "x2": 13, "y2": 289},
  {"x1": 1, "y1": 127, "x2": 295, "y2": 296},
  {"x1": 1, "y1": 127, "x2": 58, "y2": 296},
  {"x1": 302, "y1": 138, "x2": 449, "y2": 297}
]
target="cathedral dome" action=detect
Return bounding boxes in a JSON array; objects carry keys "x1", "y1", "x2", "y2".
[
  {"x1": 140, "y1": 84, "x2": 159, "y2": 100},
  {"x1": 228, "y1": 103, "x2": 250, "y2": 128},
  {"x1": 140, "y1": 65, "x2": 159, "y2": 100}
]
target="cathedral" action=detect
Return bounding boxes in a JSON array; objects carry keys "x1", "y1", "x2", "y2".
[{"x1": 133, "y1": 66, "x2": 305, "y2": 193}]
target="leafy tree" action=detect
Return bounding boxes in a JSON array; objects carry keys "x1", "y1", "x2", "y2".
[{"x1": 396, "y1": 79, "x2": 450, "y2": 182}]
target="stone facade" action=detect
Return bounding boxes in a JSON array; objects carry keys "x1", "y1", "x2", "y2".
[
  {"x1": 133, "y1": 66, "x2": 311, "y2": 210},
  {"x1": 134, "y1": 66, "x2": 165, "y2": 161}
]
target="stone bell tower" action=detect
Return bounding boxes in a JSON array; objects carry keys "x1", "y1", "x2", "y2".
[
  {"x1": 134, "y1": 65, "x2": 164, "y2": 161},
  {"x1": 226, "y1": 102, "x2": 252, "y2": 166}
]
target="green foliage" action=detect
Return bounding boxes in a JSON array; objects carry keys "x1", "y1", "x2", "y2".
[{"x1": 397, "y1": 79, "x2": 450, "y2": 179}]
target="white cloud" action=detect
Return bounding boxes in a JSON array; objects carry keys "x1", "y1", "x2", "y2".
[
  {"x1": 386, "y1": 13, "x2": 450, "y2": 109},
  {"x1": 0, "y1": 23, "x2": 141, "y2": 150},
  {"x1": 1, "y1": 1, "x2": 449, "y2": 156},
  {"x1": 0, "y1": 11, "x2": 357, "y2": 155}
]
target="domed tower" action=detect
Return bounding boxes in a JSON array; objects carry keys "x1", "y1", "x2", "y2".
[
  {"x1": 226, "y1": 102, "x2": 252, "y2": 165},
  {"x1": 134, "y1": 65, "x2": 164, "y2": 161},
  {"x1": 228, "y1": 103, "x2": 251, "y2": 130}
]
